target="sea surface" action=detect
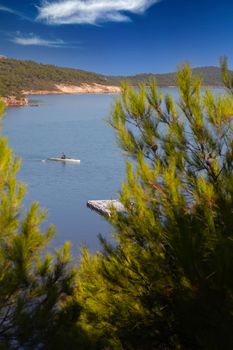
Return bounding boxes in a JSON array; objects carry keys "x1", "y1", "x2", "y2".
[
  {"x1": 2, "y1": 88, "x2": 224, "y2": 252},
  {"x1": 2, "y1": 94, "x2": 125, "y2": 252}
]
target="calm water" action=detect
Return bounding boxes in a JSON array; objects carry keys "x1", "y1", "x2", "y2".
[
  {"x1": 2, "y1": 88, "x2": 224, "y2": 252},
  {"x1": 2, "y1": 94, "x2": 125, "y2": 252}
]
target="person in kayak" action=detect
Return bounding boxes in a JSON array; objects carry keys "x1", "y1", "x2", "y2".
[{"x1": 61, "y1": 153, "x2": 66, "y2": 159}]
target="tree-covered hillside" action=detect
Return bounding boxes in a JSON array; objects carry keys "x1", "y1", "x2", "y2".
[
  {"x1": 109, "y1": 66, "x2": 229, "y2": 86},
  {"x1": 0, "y1": 57, "x2": 230, "y2": 97},
  {"x1": 0, "y1": 57, "x2": 107, "y2": 97}
]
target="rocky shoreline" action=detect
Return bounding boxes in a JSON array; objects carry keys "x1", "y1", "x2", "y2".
[
  {"x1": 3, "y1": 83, "x2": 121, "y2": 107},
  {"x1": 3, "y1": 96, "x2": 29, "y2": 107}
]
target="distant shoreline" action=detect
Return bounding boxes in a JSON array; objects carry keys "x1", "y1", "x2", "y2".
[
  {"x1": 3, "y1": 83, "x2": 225, "y2": 107},
  {"x1": 22, "y1": 83, "x2": 121, "y2": 96}
]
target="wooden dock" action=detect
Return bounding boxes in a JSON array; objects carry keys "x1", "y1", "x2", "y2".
[{"x1": 87, "y1": 200, "x2": 125, "y2": 216}]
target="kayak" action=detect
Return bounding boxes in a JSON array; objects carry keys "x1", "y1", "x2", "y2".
[{"x1": 47, "y1": 157, "x2": 81, "y2": 163}]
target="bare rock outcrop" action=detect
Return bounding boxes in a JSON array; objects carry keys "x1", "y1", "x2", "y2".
[{"x1": 3, "y1": 96, "x2": 28, "y2": 107}]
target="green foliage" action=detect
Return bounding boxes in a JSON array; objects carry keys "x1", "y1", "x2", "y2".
[
  {"x1": 1, "y1": 57, "x2": 233, "y2": 349},
  {"x1": 0, "y1": 57, "x2": 230, "y2": 98},
  {"x1": 0, "y1": 100, "x2": 90, "y2": 349},
  {"x1": 0, "y1": 58, "x2": 108, "y2": 97},
  {"x1": 109, "y1": 66, "x2": 231, "y2": 87},
  {"x1": 77, "y1": 61, "x2": 233, "y2": 349},
  {"x1": 221, "y1": 56, "x2": 233, "y2": 93}
]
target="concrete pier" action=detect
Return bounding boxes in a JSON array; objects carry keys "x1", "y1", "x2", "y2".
[{"x1": 87, "y1": 199, "x2": 125, "y2": 216}]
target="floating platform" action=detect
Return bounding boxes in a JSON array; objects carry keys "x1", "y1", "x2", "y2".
[{"x1": 87, "y1": 200, "x2": 125, "y2": 216}]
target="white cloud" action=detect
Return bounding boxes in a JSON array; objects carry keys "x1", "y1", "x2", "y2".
[
  {"x1": 0, "y1": 5, "x2": 19, "y2": 14},
  {"x1": 12, "y1": 34, "x2": 67, "y2": 48},
  {"x1": 37, "y1": 0, "x2": 159, "y2": 25},
  {"x1": 0, "y1": 5, "x2": 31, "y2": 20},
  {"x1": 0, "y1": 5, "x2": 14, "y2": 13}
]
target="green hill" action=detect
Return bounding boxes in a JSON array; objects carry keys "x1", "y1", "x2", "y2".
[
  {"x1": 0, "y1": 57, "x2": 228, "y2": 97},
  {"x1": 0, "y1": 57, "x2": 107, "y2": 97},
  {"x1": 109, "y1": 66, "x2": 227, "y2": 86}
]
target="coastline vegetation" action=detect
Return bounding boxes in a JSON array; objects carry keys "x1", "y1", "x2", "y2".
[
  {"x1": 0, "y1": 58, "x2": 233, "y2": 349},
  {"x1": 0, "y1": 57, "x2": 231, "y2": 98},
  {"x1": 0, "y1": 57, "x2": 107, "y2": 97}
]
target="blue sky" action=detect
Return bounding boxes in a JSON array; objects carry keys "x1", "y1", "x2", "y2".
[{"x1": 0, "y1": 0, "x2": 232, "y2": 75}]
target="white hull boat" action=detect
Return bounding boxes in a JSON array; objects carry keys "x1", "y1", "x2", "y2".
[{"x1": 47, "y1": 157, "x2": 81, "y2": 163}]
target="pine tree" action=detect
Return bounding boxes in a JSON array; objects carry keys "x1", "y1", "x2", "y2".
[
  {"x1": 0, "y1": 100, "x2": 90, "y2": 349},
  {"x1": 78, "y1": 60, "x2": 233, "y2": 349}
]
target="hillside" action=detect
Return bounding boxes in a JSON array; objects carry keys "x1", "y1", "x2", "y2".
[
  {"x1": 0, "y1": 57, "x2": 108, "y2": 97},
  {"x1": 0, "y1": 57, "x2": 228, "y2": 99},
  {"x1": 109, "y1": 66, "x2": 227, "y2": 86}
]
